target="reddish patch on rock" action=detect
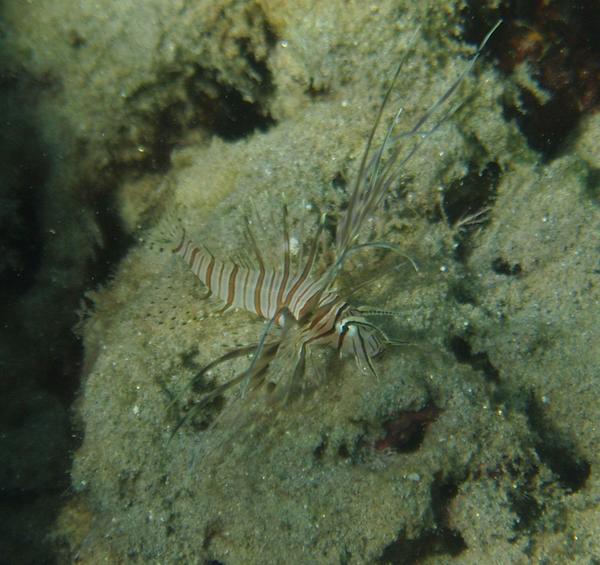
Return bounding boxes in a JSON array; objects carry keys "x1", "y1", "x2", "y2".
[
  {"x1": 375, "y1": 403, "x2": 441, "y2": 453},
  {"x1": 494, "y1": 3, "x2": 600, "y2": 116}
]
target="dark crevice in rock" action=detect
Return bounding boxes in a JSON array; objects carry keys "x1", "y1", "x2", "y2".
[
  {"x1": 585, "y1": 166, "x2": 600, "y2": 204},
  {"x1": 378, "y1": 528, "x2": 466, "y2": 565},
  {"x1": 306, "y1": 77, "x2": 331, "y2": 99},
  {"x1": 378, "y1": 474, "x2": 466, "y2": 564},
  {"x1": 0, "y1": 131, "x2": 47, "y2": 294},
  {"x1": 502, "y1": 88, "x2": 578, "y2": 159},
  {"x1": 491, "y1": 256, "x2": 522, "y2": 276},
  {"x1": 442, "y1": 162, "x2": 501, "y2": 227},
  {"x1": 184, "y1": 65, "x2": 276, "y2": 142},
  {"x1": 188, "y1": 14, "x2": 277, "y2": 142},
  {"x1": 442, "y1": 161, "x2": 501, "y2": 263},
  {"x1": 112, "y1": 15, "x2": 278, "y2": 177},
  {"x1": 86, "y1": 190, "x2": 135, "y2": 287},
  {"x1": 525, "y1": 394, "x2": 590, "y2": 492},
  {"x1": 313, "y1": 437, "x2": 327, "y2": 461},
  {"x1": 331, "y1": 171, "x2": 348, "y2": 193},
  {"x1": 448, "y1": 335, "x2": 500, "y2": 383},
  {"x1": 0, "y1": 62, "x2": 136, "y2": 564},
  {"x1": 448, "y1": 281, "x2": 478, "y2": 305},
  {"x1": 462, "y1": 2, "x2": 600, "y2": 160}
]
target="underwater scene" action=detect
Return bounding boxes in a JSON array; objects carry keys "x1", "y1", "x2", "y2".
[{"x1": 1, "y1": 1, "x2": 599, "y2": 563}]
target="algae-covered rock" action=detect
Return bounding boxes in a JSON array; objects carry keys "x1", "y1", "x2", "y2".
[{"x1": 7, "y1": 0, "x2": 593, "y2": 562}]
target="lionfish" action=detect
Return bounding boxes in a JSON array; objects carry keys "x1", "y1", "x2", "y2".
[{"x1": 170, "y1": 23, "x2": 500, "y2": 427}]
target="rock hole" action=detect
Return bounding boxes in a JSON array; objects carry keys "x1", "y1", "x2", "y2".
[
  {"x1": 442, "y1": 162, "x2": 500, "y2": 262},
  {"x1": 202, "y1": 519, "x2": 224, "y2": 551},
  {"x1": 331, "y1": 171, "x2": 347, "y2": 193},
  {"x1": 179, "y1": 347, "x2": 201, "y2": 372},
  {"x1": 184, "y1": 65, "x2": 275, "y2": 141},
  {"x1": 491, "y1": 257, "x2": 522, "y2": 276},
  {"x1": 86, "y1": 190, "x2": 134, "y2": 286},
  {"x1": 313, "y1": 438, "x2": 327, "y2": 461},
  {"x1": 306, "y1": 77, "x2": 331, "y2": 98},
  {"x1": 449, "y1": 281, "x2": 477, "y2": 305},
  {"x1": 463, "y1": 3, "x2": 600, "y2": 160},
  {"x1": 525, "y1": 394, "x2": 590, "y2": 492},
  {"x1": 189, "y1": 395, "x2": 225, "y2": 432},
  {"x1": 337, "y1": 442, "x2": 351, "y2": 460},
  {"x1": 585, "y1": 166, "x2": 600, "y2": 204},
  {"x1": 378, "y1": 474, "x2": 466, "y2": 563},
  {"x1": 442, "y1": 162, "x2": 500, "y2": 227},
  {"x1": 448, "y1": 336, "x2": 500, "y2": 383}
]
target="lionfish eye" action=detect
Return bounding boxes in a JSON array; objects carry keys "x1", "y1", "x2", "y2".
[{"x1": 337, "y1": 319, "x2": 355, "y2": 337}]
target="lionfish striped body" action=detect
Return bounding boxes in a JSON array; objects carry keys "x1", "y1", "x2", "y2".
[
  {"x1": 173, "y1": 223, "x2": 383, "y2": 373},
  {"x1": 173, "y1": 228, "x2": 336, "y2": 326},
  {"x1": 170, "y1": 23, "x2": 500, "y2": 418}
]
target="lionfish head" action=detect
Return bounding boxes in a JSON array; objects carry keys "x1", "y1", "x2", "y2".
[{"x1": 336, "y1": 310, "x2": 387, "y2": 376}]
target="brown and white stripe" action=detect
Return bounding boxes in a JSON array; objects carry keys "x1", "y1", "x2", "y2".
[{"x1": 173, "y1": 228, "x2": 340, "y2": 326}]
